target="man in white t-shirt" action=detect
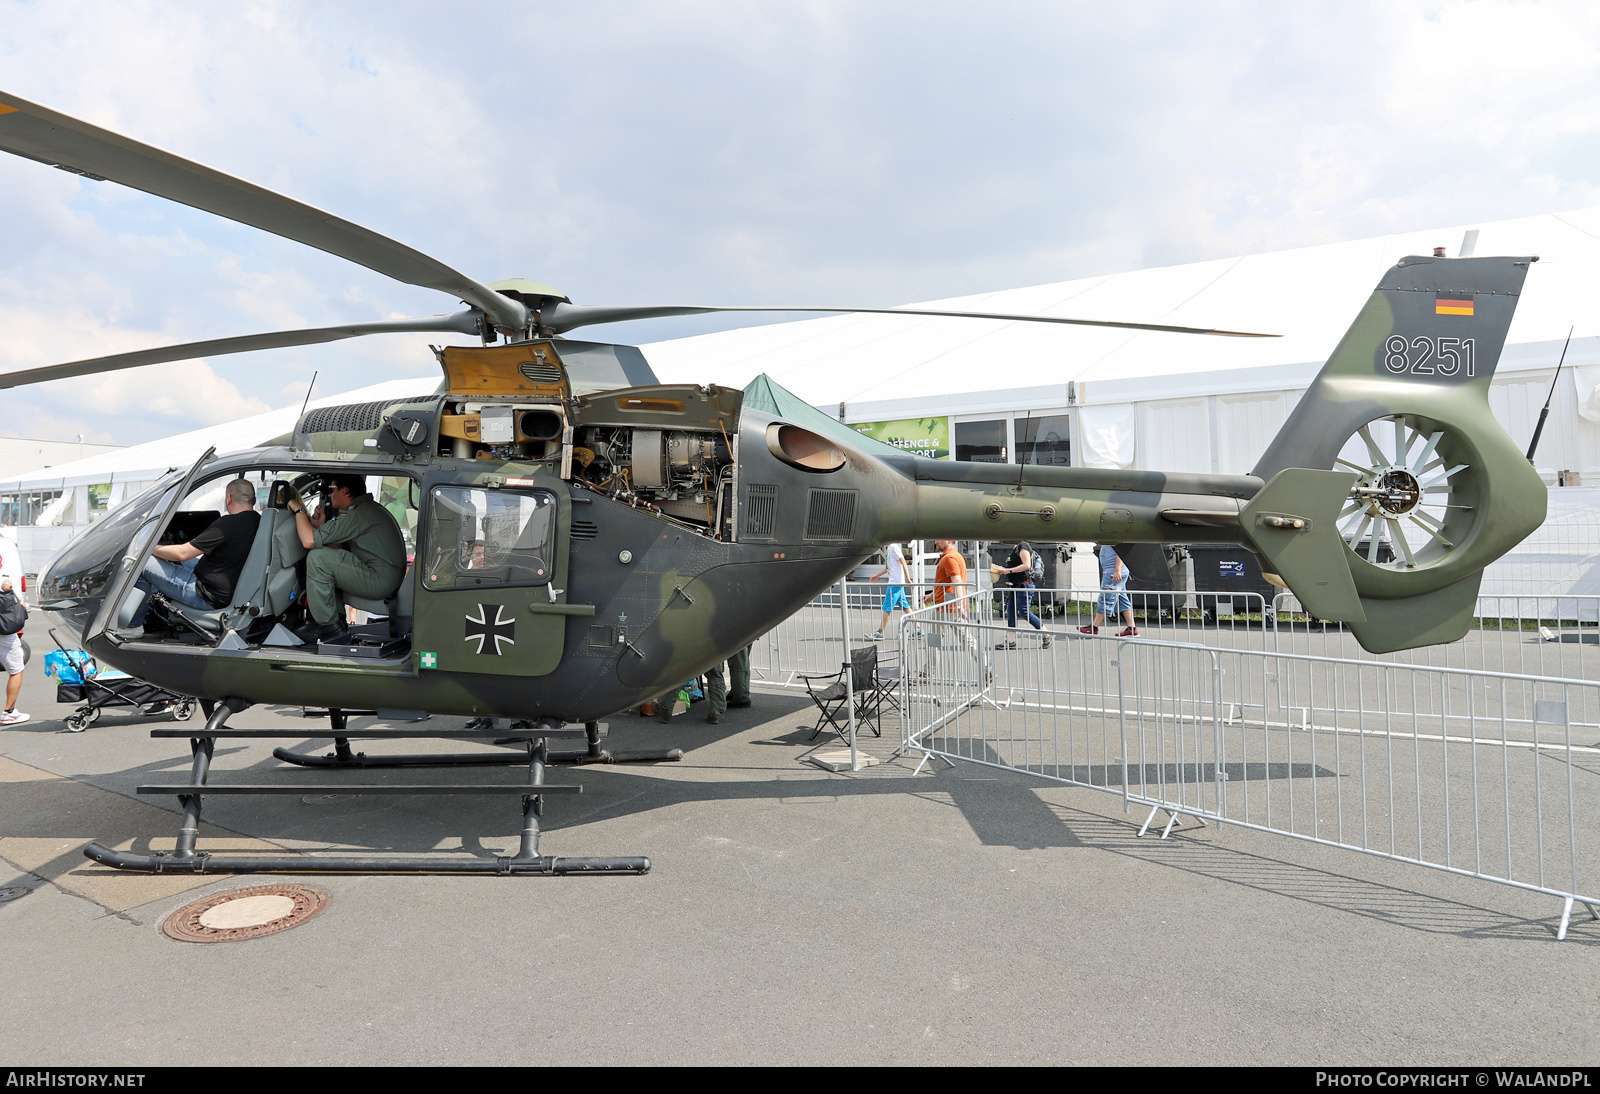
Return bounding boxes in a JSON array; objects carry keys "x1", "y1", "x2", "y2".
[
  {"x1": 0, "y1": 531, "x2": 26, "y2": 725},
  {"x1": 868, "y1": 542, "x2": 912, "y2": 640}
]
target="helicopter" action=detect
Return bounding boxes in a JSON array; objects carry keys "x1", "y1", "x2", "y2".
[{"x1": 0, "y1": 89, "x2": 1548, "y2": 875}]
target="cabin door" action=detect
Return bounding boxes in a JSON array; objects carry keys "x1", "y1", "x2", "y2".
[
  {"x1": 88, "y1": 447, "x2": 216, "y2": 644},
  {"x1": 412, "y1": 481, "x2": 574, "y2": 677}
]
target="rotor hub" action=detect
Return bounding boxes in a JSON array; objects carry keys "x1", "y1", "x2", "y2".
[{"x1": 1354, "y1": 466, "x2": 1421, "y2": 517}]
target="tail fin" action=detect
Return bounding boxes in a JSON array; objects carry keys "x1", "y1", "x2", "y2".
[{"x1": 1245, "y1": 255, "x2": 1547, "y2": 653}]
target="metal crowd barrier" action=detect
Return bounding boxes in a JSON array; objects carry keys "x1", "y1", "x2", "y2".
[
  {"x1": 751, "y1": 582, "x2": 1281, "y2": 688},
  {"x1": 896, "y1": 597, "x2": 1600, "y2": 940},
  {"x1": 749, "y1": 580, "x2": 894, "y2": 688},
  {"x1": 754, "y1": 584, "x2": 1600, "y2": 695},
  {"x1": 1271, "y1": 592, "x2": 1600, "y2": 680}
]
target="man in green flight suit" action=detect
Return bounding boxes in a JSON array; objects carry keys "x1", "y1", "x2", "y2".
[
  {"x1": 704, "y1": 644, "x2": 752, "y2": 724},
  {"x1": 287, "y1": 474, "x2": 407, "y2": 644}
]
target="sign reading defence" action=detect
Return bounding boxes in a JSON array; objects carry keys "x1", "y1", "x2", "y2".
[{"x1": 850, "y1": 417, "x2": 950, "y2": 460}]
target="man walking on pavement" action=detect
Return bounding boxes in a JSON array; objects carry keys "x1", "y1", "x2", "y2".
[
  {"x1": 995, "y1": 540, "x2": 1051, "y2": 649},
  {"x1": 0, "y1": 574, "x2": 28, "y2": 725},
  {"x1": 929, "y1": 540, "x2": 970, "y2": 617},
  {"x1": 1080, "y1": 543, "x2": 1138, "y2": 636},
  {"x1": 868, "y1": 541, "x2": 912, "y2": 640}
]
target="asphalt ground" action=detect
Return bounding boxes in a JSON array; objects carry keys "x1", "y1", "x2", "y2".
[{"x1": 1, "y1": 658, "x2": 1598, "y2": 1066}]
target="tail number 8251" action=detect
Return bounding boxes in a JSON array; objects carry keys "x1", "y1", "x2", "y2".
[{"x1": 1384, "y1": 336, "x2": 1475, "y2": 377}]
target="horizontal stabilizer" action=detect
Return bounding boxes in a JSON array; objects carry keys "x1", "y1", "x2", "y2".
[{"x1": 1240, "y1": 469, "x2": 1364, "y2": 622}]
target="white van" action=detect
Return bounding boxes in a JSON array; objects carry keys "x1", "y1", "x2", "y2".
[{"x1": 0, "y1": 528, "x2": 21, "y2": 594}]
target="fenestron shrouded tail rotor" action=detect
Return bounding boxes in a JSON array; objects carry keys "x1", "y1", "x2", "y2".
[
  {"x1": 1336, "y1": 414, "x2": 1474, "y2": 570},
  {"x1": 1244, "y1": 254, "x2": 1547, "y2": 653},
  {"x1": 0, "y1": 89, "x2": 1275, "y2": 391}
]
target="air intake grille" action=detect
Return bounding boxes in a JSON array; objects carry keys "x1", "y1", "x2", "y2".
[
  {"x1": 301, "y1": 400, "x2": 392, "y2": 434},
  {"x1": 519, "y1": 360, "x2": 563, "y2": 385},
  {"x1": 570, "y1": 520, "x2": 599, "y2": 540},
  {"x1": 804, "y1": 489, "x2": 857, "y2": 543},
  {"x1": 743, "y1": 484, "x2": 778, "y2": 540}
]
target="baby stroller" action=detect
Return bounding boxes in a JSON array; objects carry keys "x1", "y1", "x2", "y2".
[{"x1": 45, "y1": 629, "x2": 198, "y2": 732}]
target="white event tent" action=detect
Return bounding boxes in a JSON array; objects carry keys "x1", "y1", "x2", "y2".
[
  {"x1": 642, "y1": 208, "x2": 1600, "y2": 483},
  {"x1": 638, "y1": 208, "x2": 1600, "y2": 596}
]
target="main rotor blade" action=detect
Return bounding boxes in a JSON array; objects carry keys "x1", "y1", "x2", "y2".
[
  {"x1": 541, "y1": 302, "x2": 1278, "y2": 338},
  {"x1": 0, "y1": 311, "x2": 480, "y2": 390},
  {"x1": 0, "y1": 91, "x2": 529, "y2": 333}
]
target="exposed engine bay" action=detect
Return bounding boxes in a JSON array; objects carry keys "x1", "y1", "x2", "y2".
[
  {"x1": 569, "y1": 425, "x2": 734, "y2": 534},
  {"x1": 406, "y1": 343, "x2": 742, "y2": 540}
]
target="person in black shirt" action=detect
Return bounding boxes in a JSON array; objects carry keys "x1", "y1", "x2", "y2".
[
  {"x1": 127, "y1": 479, "x2": 261, "y2": 626},
  {"x1": 994, "y1": 540, "x2": 1050, "y2": 650}
]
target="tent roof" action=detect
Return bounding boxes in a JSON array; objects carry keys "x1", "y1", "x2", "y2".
[
  {"x1": 640, "y1": 208, "x2": 1600, "y2": 410},
  {"x1": 0, "y1": 377, "x2": 439, "y2": 492}
]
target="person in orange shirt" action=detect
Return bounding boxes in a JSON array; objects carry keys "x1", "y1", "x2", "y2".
[{"x1": 929, "y1": 539, "x2": 970, "y2": 618}]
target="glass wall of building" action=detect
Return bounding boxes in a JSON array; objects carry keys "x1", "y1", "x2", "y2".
[
  {"x1": 0, "y1": 490, "x2": 64, "y2": 527},
  {"x1": 955, "y1": 419, "x2": 1008, "y2": 463},
  {"x1": 1016, "y1": 413, "x2": 1071, "y2": 466}
]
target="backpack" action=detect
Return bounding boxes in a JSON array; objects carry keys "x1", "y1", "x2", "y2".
[
  {"x1": 0, "y1": 590, "x2": 24, "y2": 636},
  {"x1": 1023, "y1": 543, "x2": 1045, "y2": 583}
]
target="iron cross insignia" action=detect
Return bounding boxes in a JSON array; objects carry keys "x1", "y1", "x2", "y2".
[{"x1": 464, "y1": 604, "x2": 516, "y2": 655}]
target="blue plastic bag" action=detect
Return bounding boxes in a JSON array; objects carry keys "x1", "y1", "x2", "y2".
[{"x1": 44, "y1": 649, "x2": 96, "y2": 685}]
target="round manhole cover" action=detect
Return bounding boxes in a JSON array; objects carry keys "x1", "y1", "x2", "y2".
[
  {"x1": 161, "y1": 884, "x2": 327, "y2": 943},
  {"x1": 0, "y1": 886, "x2": 30, "y2": 904}
]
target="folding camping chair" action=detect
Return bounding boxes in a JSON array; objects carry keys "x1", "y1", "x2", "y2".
[
  {"x1": 800, "y1": 645, "x2": 881, "y2": 742},
  {"x1": 863, "y1": 644, "x2": 902, "y2": 725}
]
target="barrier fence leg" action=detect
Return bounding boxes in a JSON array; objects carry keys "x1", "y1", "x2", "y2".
[
  {"x1": 1137, "y1": 804, "x2": 1162, "y2": 838},
  {"x1": 1136, "y1": 804, "x2": 1201, "y2": 840},
  {"x1": 1553, "y1": 897, "x2": 1599, "y2": 941}
]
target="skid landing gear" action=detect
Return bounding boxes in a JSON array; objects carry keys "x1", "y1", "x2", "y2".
[
  {"x1": 269, "y1": 712, "x2": 683, "y2": 769},
  {"x1": 82, "y1": 702, "x2": 665, "y2": 875}
]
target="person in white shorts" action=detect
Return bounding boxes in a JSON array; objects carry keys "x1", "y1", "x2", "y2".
[{"x1": 0, "y1": 576, "x2": 27, "y2": 726}]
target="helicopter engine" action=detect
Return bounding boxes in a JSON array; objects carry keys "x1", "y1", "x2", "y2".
[{"x1": 573, "y1": 427, "x2": 733, "y2": 529}]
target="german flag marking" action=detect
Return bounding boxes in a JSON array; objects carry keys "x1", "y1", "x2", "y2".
[{"x1": 1436, "y1": 296, "x2": 1474, "y2": 316}]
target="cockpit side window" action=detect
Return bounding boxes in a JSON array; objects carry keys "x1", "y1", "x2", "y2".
[{"x1": 423, "y1": 486, "x2": 556, "y2": 589}]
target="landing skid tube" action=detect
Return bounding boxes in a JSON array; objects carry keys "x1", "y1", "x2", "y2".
[
  {"x1": 270, "y1": 716, "x2": 682, "y2": 769},
  {"x1": 81, "y1": 700, "x2": 656, "y2": 876}
]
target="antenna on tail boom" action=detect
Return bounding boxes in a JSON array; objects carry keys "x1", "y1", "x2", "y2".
[{"x1": 1525, "y1": 328, "x2": 1573, "y2": 464}]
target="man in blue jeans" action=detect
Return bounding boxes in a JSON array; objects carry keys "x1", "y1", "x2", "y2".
[
  {"x1": 128, "y1": 478, "x2": 260, "y2": 627},
  {"x1": 995, "y1": 541, "x2": 1050, "y2": 649}
]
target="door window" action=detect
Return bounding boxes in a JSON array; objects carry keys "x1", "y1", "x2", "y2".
[{"x1": 424, "y1": 486, "x2": 557, "y2": 589}]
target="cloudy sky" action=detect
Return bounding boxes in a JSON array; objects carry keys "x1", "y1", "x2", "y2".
[{"x1": 4, "y1": 0, "x2": 1600, "y2": 444}]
